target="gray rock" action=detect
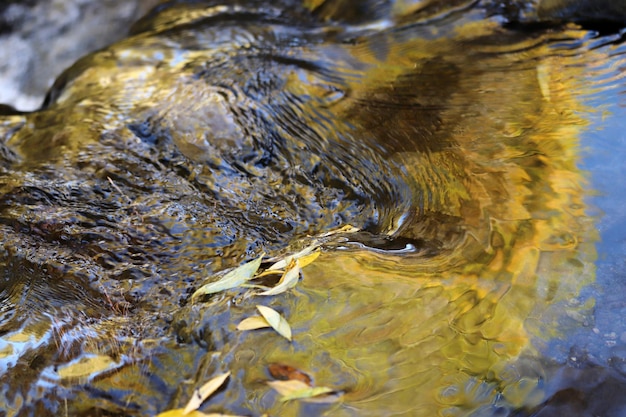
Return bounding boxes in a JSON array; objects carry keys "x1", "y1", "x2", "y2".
[{"x1": 0, "y1": 0, "x2": 160, "y2": 110}]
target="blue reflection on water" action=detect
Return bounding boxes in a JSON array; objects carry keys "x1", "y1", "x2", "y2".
[{"x1": 563, "y1": 40, "x2": 626, "y2": 366}]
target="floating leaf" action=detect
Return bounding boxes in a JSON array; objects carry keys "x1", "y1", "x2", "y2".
[
  {"x1": 267, "y1": 379, "x2": 336, "y2": 402},
  {"x1": 259, "y1": 260, "x2": 301, "y2": 296},
  {"x1": 256, "y1": 305, "x2": 292, "y2": 341},
  {"x1": 268, "y1": 244, "x2": 319, "y2": 271},
  {"x1": 296, "y1": 250, "x2": 320, "y2": 268},
  {"x1": 252, "y1": 269, "x2": 283, "y2": 279},
  {"x1": 192, "y1": 254, "x2": 264, "y2": 300},
  {"x1": 319, "y1": 224, "x2": 359, "y2": 237},
  {"x1": 236, "y1": 316, "x2": 271, "y2": 331},
  {"x1": 183, "y1": 371, "x2": 231, "y2": 414}
]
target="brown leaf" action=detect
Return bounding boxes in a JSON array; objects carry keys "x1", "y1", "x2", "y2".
[{"x1": 268, "y1": 364, "x2": 312, "y2": 385}]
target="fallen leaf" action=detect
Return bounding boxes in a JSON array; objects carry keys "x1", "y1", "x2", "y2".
[
  {"x1": 192, "y1": 254, "x2": 264, "y2": 300},
  {"x1": 268, "y1": 363, "x2": 312, "y2": 385},
  {"x1": 319, "y1": 224, "x2": 359, "y2": 237},
  {"x1": 267, "y1": 379, "x2": 310, "y2": 395},
  {"x1": 259, "y1": 260, "x2": 301, "y2": 296},
  {"x1": 281, "y1": 386, "x2": 334, "y2": 401},
  {"x1": 57, "y1": 354, "x2": 120, "y2": 381},
  {"x1": 183, "y1": 371, "x2": 231, "y2": 414},
  {"x1": 267, "y1": 379, "x2": 336, "y2": 402},
  {"x1": 156, "y1": 410, "x2": 244, "y2": 417},
  {"x1": 256, "y1": 305, "x2": 292, "y2": 341},
  {"x1": 268, "y1": 244, "x2": 319, "y2": 271},
  {"x1": 236, "y1": 316, "x2": 271, "y2": 331},
  {"x1": 253, "y1": 269, "x2": 283, "y2": 278},
  {"x1": 296, "y1": 250, "x2": 320, "y2": 268}
]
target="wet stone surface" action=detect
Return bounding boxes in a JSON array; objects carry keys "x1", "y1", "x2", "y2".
[{"x1": 0, "y1": 1, "x2": 625, "y2": 416}]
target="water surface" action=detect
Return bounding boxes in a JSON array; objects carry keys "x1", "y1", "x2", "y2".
[{"x1": 0, "y1": 1, "x2": 625, "y2": 416}]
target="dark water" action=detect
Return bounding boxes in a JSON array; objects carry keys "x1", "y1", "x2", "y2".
[{"x1": 0, "y1": 1, "x2": 625, "y2": 416}]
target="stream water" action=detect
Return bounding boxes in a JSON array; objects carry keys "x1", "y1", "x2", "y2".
[{"x1": 0, "y1": 1, "x2": 625, "y2": 416}]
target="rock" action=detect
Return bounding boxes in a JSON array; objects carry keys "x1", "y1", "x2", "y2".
[{"x1": 0, "y1": 0, "x2": 161, "y2": 110}]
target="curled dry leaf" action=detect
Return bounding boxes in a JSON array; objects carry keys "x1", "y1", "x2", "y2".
[
  {"x1": 236, "y1": 316, "x2": 271, "y2": 331},
  {"x1": 259, "y1": 259, "x2": 301, "y2": 296},
  {"x1": 192, "y1": 254, "x2": 264, "y2": 300},
  {"x1": 268, "y1": 244, "x2": 319, "y2": 271},
  {"x1": 256, "y1": 305, "x2": 292, "y2": 341},
  {"x1": 183, "y1": 371, "x2": 231, "y2": 414}
]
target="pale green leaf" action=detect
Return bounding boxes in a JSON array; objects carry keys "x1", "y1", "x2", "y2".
[
  {"x1": 281, "y1": 386, "x2": 334, "y2": 401},
  {"x1": 236, "y1": 316, "x2": 271, "y2": 331},
  {"x1": 259, "y1": 260, "x2": 301, "y2": 296},
  {"x1": 256, "y1": 305, "x2": 292, "y2": 341},
  {"x1": 183, "y1": 371, "x2": 231, "y2": 414},
  {"x1": 319, "y1": 224, "x2": 359, "y2": 237},
  {"x1": 267, "y1": 379, "x2": 310, "y2": 396},
  {"x1": 192, "y1": 254, "x2": 264, "y2": 300},
  {"x1": 267, "y1": 379, "x2": 336, "y2": 402}
]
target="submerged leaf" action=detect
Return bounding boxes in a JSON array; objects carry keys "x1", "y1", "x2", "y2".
[
  {"x1": 281, "y1": 386, "x2": 334, "y2": 401},
  {"x1": 192, "y1": 254, "x2": 264, "y2": 300},
  {"x1": 183, "y1": 371, "x2": 231, "y2": 414},
  {"x1": 156, "y1": 410, "x2": 244, "y2": 417},
  {"x1": 236, "y1": 316, "x2": 271, "y2": 330},
  {"x1": 57, "y1": 354, "x2": 119, "y2": 381},
  {"x1": 268, "y1": 363, "x2": 312, "y2": 385},
  {"x1": 256, "y1": 305, "x2": 292, "y2": 341},
  {"x1": 259, "y1": 260, "x2": 301, "y2": 296},
  {"x1": 267, "y1": 379, "x2": 336, "y2": 402}
]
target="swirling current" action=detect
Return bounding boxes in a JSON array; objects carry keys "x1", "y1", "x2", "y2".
[{"x1": 0, "y1": 1, "x2": 625, "y2": 416}]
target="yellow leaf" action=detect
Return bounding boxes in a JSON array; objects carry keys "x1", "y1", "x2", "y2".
[
  {"x1": 268, "y1": 244, "x2": 318, "y2": 271},
  {"x1": 303, "y1": 0, "x2": 325, "y2": 11},
  {"x1": 183, "y1": 371, "x2": 231, "y2": 414},
  {"x1": 236, "y1": 316, "x2": 271, "y2": 331},
  {"x1": 192, "y1": 254, "x2": 264, "y2": 300},
  {"x1": 296, "y1": 250, "x2": 320, "y2": 268},
  {"x1": 259, "y1": 260, "x2": 301, "y2": 296},
  {"x1": 256, "y1": 305, "x2": 292, "y2": 341},
  {"x1": 57, "y1": 354, "x2": 120, "y2": 381},
  {"x1": 319, "y1": 224, "x2": 359, "y2": 237}
]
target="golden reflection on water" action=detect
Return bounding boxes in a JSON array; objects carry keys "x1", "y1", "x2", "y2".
[
  {"x1": 221, "y1": 20, "x2": 600, "y2": 417},
  {"x1": 0, "y1": 2, "x2": 614, "y2": 416}
]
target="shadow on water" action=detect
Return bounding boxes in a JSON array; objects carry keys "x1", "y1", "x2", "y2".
[{"x1": 0, "y1": 1, "x2": 625, "y2": 416}]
